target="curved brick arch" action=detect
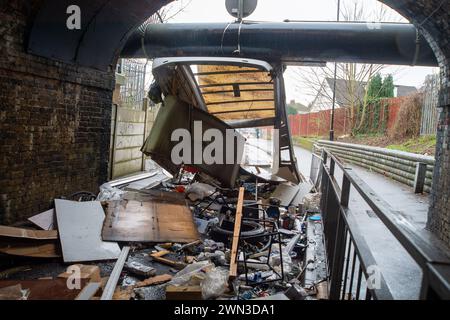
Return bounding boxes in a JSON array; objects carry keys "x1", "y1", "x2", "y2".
[
  {"x1": 377, "y1": 0, "x2": 450, "y2": 245},
  {"x1": 1, "y1": 0, "x2": 449, "y2": 245},
  {"x1": 26, "y1": 1, "x2": 449, "y2": 75},
  {"x1": 27, "y1": 0, "x2": 171, "y2": 71},
  {"x1": 379, "y1": 1, "x2": 449, "y2": 91}
]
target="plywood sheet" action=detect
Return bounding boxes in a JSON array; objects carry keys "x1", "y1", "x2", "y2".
[
  {"x1": 195, "y1": 64, "x2": 275, "y2": 121},
  {"x1": 201, "y1": 83, "x2": 273, "y2": 93},
  {"x1": 203, "y1": 90, "x2": 274, "y2": 103},
  {"x1": 0, "y1": 240, "x2": 60, "y2": 258},
  {"x1": 0, "y1": 226, "x2": 57, "y2": 240},
  {"x1": 55, "y1": 200, "x2": 121, "y2": 263},
  {"x1": 216, "y1": 110, "x2": 276, "y2": 121},
  {"x1": 208, "y1": 101, "x2": 275, "y2": 113},
  {"x1": 229, "y1": 187, "x2": 245, "y2": 279},
  {"x1": 102, "y1": 196, "x2": 199, "y2": 243},
  {"x1": 197, "y1": 71, "x2": 270, "y2": 85}
]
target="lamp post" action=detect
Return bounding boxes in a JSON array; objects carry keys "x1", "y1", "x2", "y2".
[{"x1": 329, "y1": 0, "x2": 341, "y2": 141}]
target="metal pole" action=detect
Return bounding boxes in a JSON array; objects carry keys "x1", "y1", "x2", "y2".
[
  {"x1": 238, "y1": 0, "x2": 244, "y2": 22},
  {"x1": 330, "y1": 0, "x2": 341, "y2": 141}
]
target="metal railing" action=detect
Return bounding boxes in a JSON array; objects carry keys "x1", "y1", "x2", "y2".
[{"x1": 315, "y1": 148, "x2": 450, "y2": 300}]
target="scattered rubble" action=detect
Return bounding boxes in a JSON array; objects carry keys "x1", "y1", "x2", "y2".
[{"x1": 0, "y1": 162, "x2": 326, "y2": 300}]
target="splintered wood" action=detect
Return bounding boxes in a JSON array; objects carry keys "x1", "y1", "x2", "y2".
[
  {"x1": 134, "y1": 274, "x2": 172, "y2": 288},
  {"x1": 0, "y1": 225, "x2": 60, "y2": 258},
  {"x1": 0, "y1": 226, "x2": 57, "y2": 240},
  {"x1": 102, "y1": 195, "x2": 199, "y2": 243},
  {"x1": 229, "y1": 187, "x2": 245, "y2": 279},
  {"x1": 0, "y1": 242, "x2": 60, "y2": 258},
  {"x1": 150, "y1": 250, "x2": 186, "y2": 270}
]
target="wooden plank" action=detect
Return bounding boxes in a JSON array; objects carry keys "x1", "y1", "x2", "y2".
[
  {"x1": 101, "y1": 246, "x2": 130, "y2": 300},
  {"x1": 55, "y1": 200, "x2": 121, "y2": 263},
  {"x1": 134, "y1": 274, "x2": 172, "y2": 288},
  {"x1": 166, "y1": 285, "x2": 202, "y2": 300},
  {"x1": 229, "y1": 187, "x2": 245, "y2": 279},
  {"x1": 0, "y1": 226, "x2": 57, "y2": 240},
  {"x1": 112, "y1": 287, "x2": 134, "y2": 300},
  {"x1": 215, "y1": 109, "x2": 275, "y2": 121},
  {"x1": 204, "y1": 90, "x2": 274, "y2": 104},
  {"x1": 149, "y1": 250, "x2": 186, "y2": 270},
  {"x1": 102, "y1": 197, "x2": 199, "y2": 243},
  {"x1": 58, "y1": 264, "x2": 101, "y2": 283},
  {"x1": 0, "y1": 240, "x2": 60, "y2": 258}
]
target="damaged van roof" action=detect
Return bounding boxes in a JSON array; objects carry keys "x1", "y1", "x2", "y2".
[{"x1": 152, "y1": 57, "x2": 276, "y2": 123}]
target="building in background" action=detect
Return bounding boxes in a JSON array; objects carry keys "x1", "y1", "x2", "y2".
[{"x1": 287, "y1": 100, "x2": 310, "y2": 115}]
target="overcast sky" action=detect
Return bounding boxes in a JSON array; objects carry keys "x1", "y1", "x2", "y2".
[{"x1": 160, "y1": 0, "x2": 439, "y2": 105}]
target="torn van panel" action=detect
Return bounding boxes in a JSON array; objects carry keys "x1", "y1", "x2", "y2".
[
  {"x1": 144, "y1": 57, "x2": 302, "y2": 185},
  {"x1": 141, "y1": 95, "x2": 245, "y2": 187}
]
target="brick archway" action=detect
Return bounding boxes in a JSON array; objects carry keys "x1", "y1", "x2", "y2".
[
  {"x1": 377, "y1": 0, "x2": 450, "y2": 245},
  {"x1": 0, "y1": 0, "x2": 449, "y2": 245}
]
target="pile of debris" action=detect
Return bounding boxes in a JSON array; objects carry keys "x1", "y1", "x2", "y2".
[{"x1": 0, "y1": 164, "x2": 326, "y2": 300}]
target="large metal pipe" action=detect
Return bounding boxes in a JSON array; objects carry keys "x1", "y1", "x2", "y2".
[{"x1": 121, "y1": 22, "x2": 438, "y2": 66}]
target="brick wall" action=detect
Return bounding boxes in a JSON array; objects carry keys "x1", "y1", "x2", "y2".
[
  {"x1": 0, "y1": 0, "x2": 115, "y2": 224},
  {"x1": 0, "y1": 0, "x2": 449, "y2": 245},
  {"x1": 428, "y1": 102, "x2": 450, "y2": 245},
  {"x1": 382, "y1": 0, "x2": 450, "y2": 247}
]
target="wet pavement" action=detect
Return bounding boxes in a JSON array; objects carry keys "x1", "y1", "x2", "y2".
[
  {"x1": 249, "y1": 138, "x2": 429, "y2": 299},
  {"x1": 295, "y1": 143, "x2": 428, "y2": 299}
]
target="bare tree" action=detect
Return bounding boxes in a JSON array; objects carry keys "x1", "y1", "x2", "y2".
[
  {"x1": 122, "y1": 0, "x2": 193, "y2": 103},
  {"x1": 142, "y1": 0, "x2": 192, "y2": 26},
  {"x1": 291, "y1": 0, "x2": 404, "y2": 134}
]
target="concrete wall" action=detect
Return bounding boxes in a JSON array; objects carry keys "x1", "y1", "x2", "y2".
[
  {"x1": 314, "y1": 140, "x2": 435, "y2": 193},
  {"x1": 0, "y1": 0, "x2": 115, "y2": 223},
  {"x1": 111, "y1": 106, "x2": 147, "y2": 179}
]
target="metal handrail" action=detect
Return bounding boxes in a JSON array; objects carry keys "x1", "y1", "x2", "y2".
[{"x1": 318, "y1": 148, "x2": 450, "y2": 300}]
